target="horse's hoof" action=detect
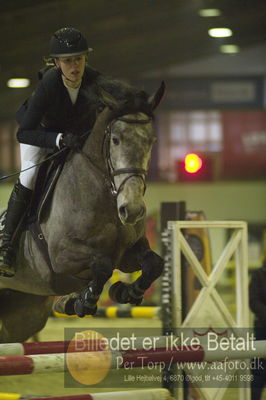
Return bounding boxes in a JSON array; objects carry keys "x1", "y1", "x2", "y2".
[
  {"x1": 74, "y1": 298, "x2": 97, "y2": 318},
  {"x1": 64, "y1": 298, "x2": 76, "y2": 315},
  {"x1": 128, "y1": 296, "x2": 143, "y2": 306},
  {"x1": 53, "y1": 295, "x2": 77, "y2": 315},
  {"x1": 84, "y1": 303, "x2": 97, "y2": 316},
  {"x1": 109, "y1": 281, "x2": 143, "y2": 305},
  {"x1": 74, "y1": 299, "x2": 86, "y2": 318},
  {"x1": 127, "y1": 284, "x2": 144, "y2": 305},
  {"x1": 109, "y1": 281, "x2": 129, "y2": 303}
]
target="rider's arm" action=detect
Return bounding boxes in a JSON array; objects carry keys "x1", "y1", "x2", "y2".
[{"x1": 17, "y1": 79, "x2": 62, "y2": 149}]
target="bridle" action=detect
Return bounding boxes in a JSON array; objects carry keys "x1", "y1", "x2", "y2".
[{"x1": 103, "y1": 115, "x2": 152, "y2": 197}]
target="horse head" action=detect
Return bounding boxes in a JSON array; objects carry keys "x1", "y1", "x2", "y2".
[{"x1": 83, "y1": 81, "x2": 165, "y2": 225}]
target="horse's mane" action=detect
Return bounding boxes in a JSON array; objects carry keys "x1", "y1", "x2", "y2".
[
  {"x1": 77, "y1": 73, "x2": 153, "y2": 133},
  {"x1": 96, "y1": 75, "x2": 153, "y2": 118}
]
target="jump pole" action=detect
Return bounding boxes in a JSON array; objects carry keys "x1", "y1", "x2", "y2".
[
  {"x1": 0, "y1": 340, "x2": 106, "y2": 356},
  {"x1": 0, "y1": 389, "x2": 171, "y2": 400},
  {"x1": 0, "y1": 341, "x2": 265, "y2": 376},
  {"x1": 0, "y1": 336, "x2": 171, "y2": 356},
  {"x1": 53, "y1": 306, "x2": 160, "y2": 319}
]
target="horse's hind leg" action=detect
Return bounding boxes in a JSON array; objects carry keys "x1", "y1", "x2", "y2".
[
  {"x1": 109, "y1": 239, "x2": 164, "y2": 305},
  {"x1": 54, "y1": 255, "x2": 113, "y2": 318},
  {"x1": 74, "y1": 255, "x2": 113, "y2": 317},
  {"x1": 0, "y1": 290, "x2": 53, "y2": 343}
]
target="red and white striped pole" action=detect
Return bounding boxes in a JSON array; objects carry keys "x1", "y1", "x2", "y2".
[
  {"x1": 0, "y1": 336, "x2": 170, "y2": 356},
  {"x1": 0, "y1": 340, "x2": 107, "y2": 356},
  {"x1": 0, "y1": 341, "x2": 265, "y2": 376},
  {"x1": 0, "y1": 389, "x2": 171, "y2": 400}
]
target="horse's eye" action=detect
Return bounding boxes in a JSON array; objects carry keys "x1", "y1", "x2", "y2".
[
  {"x1": 97, "y1": 105, "x2": 105, "y2": 113},
  {"x1": 112, "y1": 137, "x2": 120, "y2": 145}
]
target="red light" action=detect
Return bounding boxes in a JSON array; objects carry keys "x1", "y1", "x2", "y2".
[{"x1": 184, "y1": 153, "x2": 203, "y2": 174}]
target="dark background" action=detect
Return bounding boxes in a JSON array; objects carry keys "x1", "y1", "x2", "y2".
[{"x1": 1, "y1": 0, "x2": 266, "y2": 120}]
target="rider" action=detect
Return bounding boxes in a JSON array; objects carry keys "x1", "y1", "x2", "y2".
[{"x1": 0, "y1": 27, "x2": 101, "y2": 277}]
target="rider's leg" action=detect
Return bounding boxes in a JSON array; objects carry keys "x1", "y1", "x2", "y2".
[
  {"x1": 0, "y1": 144, "x2": 47, "y2": 276},
  {"x1": 0, "y1": 181, "x2": 32, "y2": 275}
]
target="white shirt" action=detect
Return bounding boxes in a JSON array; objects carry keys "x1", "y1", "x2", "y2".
[{"x1": 64, "y1": 82, "x2": 81, "y2": 105}]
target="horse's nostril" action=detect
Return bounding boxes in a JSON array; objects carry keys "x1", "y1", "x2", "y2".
[
  {"x1": 119, "y1": 204, "x2": 145, "y2": 224},
  {"x1": 139, "y1": 206, "x2": 145, "y2": 219},
  {"x1": 119, "y1": 205, "x2": 128, "y2": 221}
]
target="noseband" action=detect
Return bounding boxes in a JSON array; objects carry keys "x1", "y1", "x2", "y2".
[{"x1": 103, "y1": 115, "x2": 152, "y2": 197}]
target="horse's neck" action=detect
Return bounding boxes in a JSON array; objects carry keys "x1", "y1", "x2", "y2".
[
  {"x1": 82, "y1": 107, "x2": 112, "y2": 167},
  {"x1": 49, "y1": 108, "x2": 112, "y2": 207},
  {"x1": 40, "y1": 108, "x2": 113, "y2": 238}
]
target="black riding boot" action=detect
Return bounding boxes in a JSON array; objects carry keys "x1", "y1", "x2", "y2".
[{"x1": 0, "y1": 181, "x2": 32, "y2": 277}]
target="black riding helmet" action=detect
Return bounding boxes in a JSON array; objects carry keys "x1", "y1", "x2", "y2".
[{"x1": 49, "y1": 27, "x2": 92, "y2": 57}]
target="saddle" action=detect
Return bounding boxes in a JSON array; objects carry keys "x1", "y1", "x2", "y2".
[
  {"x1": 29, "y1": 150, "x2": 67, "y2": 223},
  {"x1": 28, "y1": 150, "x2": 69, "y2": 268}
]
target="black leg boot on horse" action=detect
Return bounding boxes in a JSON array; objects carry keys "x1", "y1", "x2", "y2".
[
  {"x1": 0, "y1": 181, "x2": 32, "y2": 277},
  {"x1": 109, "y1": 249, "x2": 164, "y2": 305},
  {"x1": 74, "y1": 256, "x2": 114, "y2": 317}
]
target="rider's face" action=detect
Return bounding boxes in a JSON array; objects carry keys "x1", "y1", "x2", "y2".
[{"x1": 56, "y1": 55, "x2": 86, "y2": 85}]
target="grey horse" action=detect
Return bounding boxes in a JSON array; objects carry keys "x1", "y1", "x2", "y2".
[{"x1": 0, "y1": 81, "x2": 165, "y2": 343}]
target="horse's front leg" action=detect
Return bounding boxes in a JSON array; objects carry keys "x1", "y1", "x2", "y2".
[
  {"x1": 109, "y1": 241, "x2": 164, "y2": 305},
  {"x1": 74, "y1": 254, "x2": 113, "y2": 317}
]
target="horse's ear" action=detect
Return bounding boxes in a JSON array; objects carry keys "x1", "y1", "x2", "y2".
[
  {"x1": 148, "y1": 81, "x2": 166, "y2": 110},
  {"x1": 99, "y1": 87, "x2": 120, "y2": 110}
]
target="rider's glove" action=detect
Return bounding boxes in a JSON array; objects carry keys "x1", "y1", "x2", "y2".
[{"x1": 59, "y1": 133, "x2": 82, "y2": 151}]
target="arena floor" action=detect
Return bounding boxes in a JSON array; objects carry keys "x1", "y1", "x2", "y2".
[{"x1": 0, "y1": 315, "x2": 263, "y2": 399}]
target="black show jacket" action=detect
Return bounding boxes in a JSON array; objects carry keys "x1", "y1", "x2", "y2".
[{"x1": 17, "y1": 66, "x2": 100, "y2": 149}]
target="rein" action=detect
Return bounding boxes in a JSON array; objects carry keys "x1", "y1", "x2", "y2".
[
  {"x1": 103, "y1": 115, "x2": 152, "y2": 197},
  {"x1": 0, "y1": 131, "x2": 91, "y2": 183},
  {"x1": 0, "y1": 147, "x2": 68, "y2": 182}
]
